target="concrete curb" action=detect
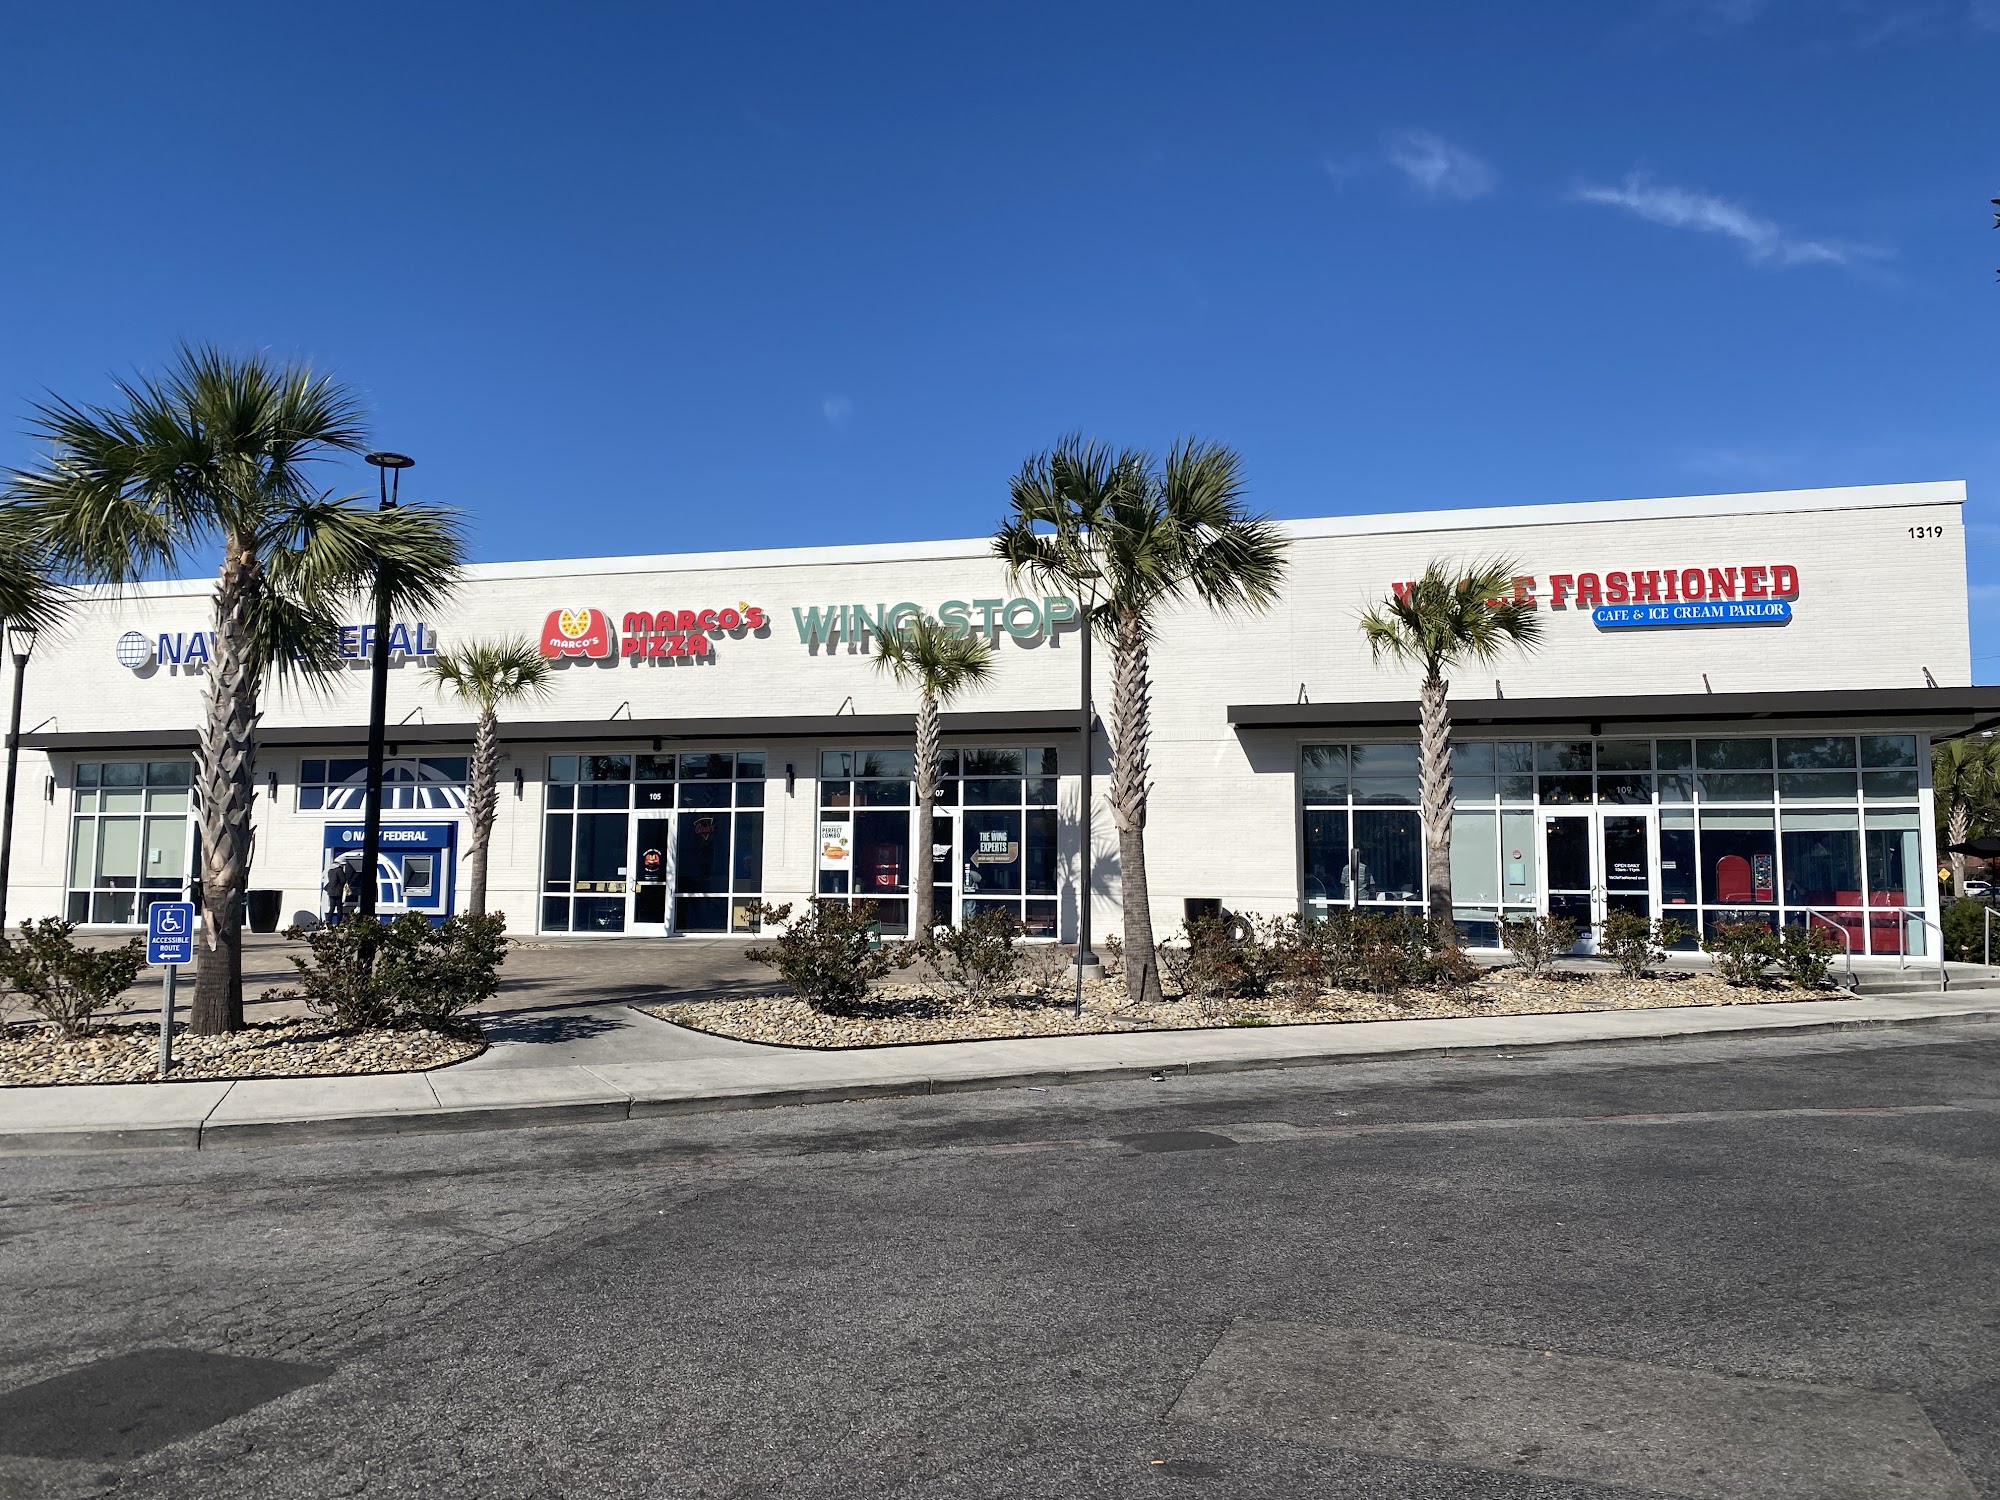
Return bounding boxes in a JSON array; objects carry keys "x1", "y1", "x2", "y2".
[{"x1": 5, "y1": 1002, "x2": 1997, "y2": 1155}]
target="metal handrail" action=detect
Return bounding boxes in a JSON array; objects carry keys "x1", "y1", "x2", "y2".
[
  {"x1": 1893, "y1": 907, "x2": 1948, "y2": 992},
  {"x1": 1804, "y1": 910, "x2": 1856, "y2": 987}
]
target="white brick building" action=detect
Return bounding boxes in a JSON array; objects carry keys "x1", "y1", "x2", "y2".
[{"x1": 5, "y1": 480, "x2": 1990, "y2": 957}]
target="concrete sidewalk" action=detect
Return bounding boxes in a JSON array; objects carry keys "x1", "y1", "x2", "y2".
[{"x1": 4, "y1": 991, "x2": 1999, "y2": 1152}]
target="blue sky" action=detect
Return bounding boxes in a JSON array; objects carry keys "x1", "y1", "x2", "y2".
[{"x1": 2, "y1": 2, "x2": 1995, "y2": 666}]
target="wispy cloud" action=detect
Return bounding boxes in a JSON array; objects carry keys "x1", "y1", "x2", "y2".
[
  {"x1": 1383, "y1": 130, "x2": 1497, "y2": 200},
  {"x1": 1572, "y1": 173, "x2": 1886, "y2": 269},
  {"x1": 821, "y1": 395, "x2": 852, "y2": 428}
]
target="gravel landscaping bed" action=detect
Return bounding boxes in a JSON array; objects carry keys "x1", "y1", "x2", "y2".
[
  {"x1": 646, "y1": 968, "x2": 1845, "y2": 1049},
  {"x1": 0, "y1": 1019, "x2": 485, "y2": 1087}
]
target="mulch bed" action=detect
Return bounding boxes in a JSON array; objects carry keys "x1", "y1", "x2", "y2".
[
  {"x1": 644, "y1": 967, "x2": 1847, "y2": 1049},
  {"x1": 0, "y1": 1019, "x2": 485, "y2": 1087}
]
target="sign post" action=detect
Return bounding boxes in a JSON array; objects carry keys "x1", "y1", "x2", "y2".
[{"x1": 147, "y1": 901, "x2": 195, "y2": 1079}]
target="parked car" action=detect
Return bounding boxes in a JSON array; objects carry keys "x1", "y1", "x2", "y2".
[{"x1": 1965, "y1": 879, "x2": 1993, "y2": 898}]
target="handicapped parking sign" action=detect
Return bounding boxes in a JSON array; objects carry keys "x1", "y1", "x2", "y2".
[{"x1": 147, "y1": 902, "x2": 196, "y2": 965}]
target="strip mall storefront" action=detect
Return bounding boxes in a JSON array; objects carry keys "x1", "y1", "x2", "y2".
[{"x1": 8, "y1": 481, "x2": 1992, "y2": 958}]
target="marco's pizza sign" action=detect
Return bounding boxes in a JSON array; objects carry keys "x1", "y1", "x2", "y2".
[{"x1": 539, "y1": 604, "x2": 769, "y2": 660}]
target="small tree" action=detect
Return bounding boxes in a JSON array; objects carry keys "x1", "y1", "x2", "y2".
[
  {"x1": 0, "y1": 920, "x2": 146, "y2": 1036},
  {"x1": 426, "y1": 638, "x2": 558, "y2": 917},
  {"x1": 873, "y1": 614, "x2": 997, "y2": 946},
  {"x1": 1361, "y1": 560, "x2": 1544, "y2": 932},
  {"x1": 743, "y1": 901, "x2": 909, "y2": 1015},
  {"x1": 1501, "y1": 913, "x2": 1576, "y2": 977}
]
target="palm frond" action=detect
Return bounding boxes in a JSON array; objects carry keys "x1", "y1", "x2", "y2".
[
  {"x1": 873, "y1": 613, "x2": 999, "y2": 704},
  {"x1": 997, "y1": 433, "x2": 1286, "y2": 637},
  {"x1": 427, "y1": 637, "x2": 559, "y2": 715},
  {"x1": 11, "y1": 344, "x2": 372, "y2": 584},
  {"x1": 0, "y1": 502, "x2": 67, "y2": 630},
  {"x1": 1359, "y1": 556, "x2": 1546, "y2": 677}
]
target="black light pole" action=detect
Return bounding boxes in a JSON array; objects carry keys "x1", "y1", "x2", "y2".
[
  {"x1": 1072, "y1": 568, "x2": 1103, "y2": 1011},
  {"x1": 357, "y1": 452, "x2": 413, "y2": 923},
  {"x1": 0, "y1": 623, "x2": 37, "y2": 934}
]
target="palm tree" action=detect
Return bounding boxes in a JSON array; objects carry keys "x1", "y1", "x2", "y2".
[
  {"x1": 426, "y1": 637, "x2": 558, "y2": 917},
  {"x1": 0, "y1": 503, "x2": 64, "y2": 633},
  {"x1": 10, "y1": 345, "x2": 464, "y2": 1033},
  {"x1": 1360, "y1": 559, "x2": 1544, "y2": 933},
  {"x1": 873, "y1": 613, "x2": 998, "y2": 945},
  {"x1": 996, "y1": 435, "x2": 1287, "y2": 1005},
  {"x1": 1934, "y1": 734, "x2": 2000, "y2": 899}
]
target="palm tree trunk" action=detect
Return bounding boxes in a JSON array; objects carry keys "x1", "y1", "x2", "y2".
[
  {"x1": 467, "y1": 708, "x2": 500, "y2": 917},
  {"x1": 912, "y1": 691, "x2": 939, "y2": 945},
  {"x1": 1949, "y1": 800, "x2": 1970, "y2": 900},
  {"x1": 191, "y1": 540, "x2": 263, "y2": 1034},
  {"x1": 1419, "y1": 666, "x2": 1454, "y2": 935},
  {"x1": 1108, "y1": 612, "x2": 1162, "y2": 1005}
]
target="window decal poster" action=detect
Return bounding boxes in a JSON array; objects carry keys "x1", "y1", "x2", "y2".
[{"x1": 819, "y1": 822, "x2": 851, "y2": 868}]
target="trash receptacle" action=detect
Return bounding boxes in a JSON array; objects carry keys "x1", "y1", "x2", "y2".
[
  {"x1": 1184, "y1": 897, "x2": 1222, "y2": 924},
  {"x1": 247, "y1": 889, "x2": 283, "y2": 934},
  {"x1": 865, "y1": 920, "x2": 883, "y2": 952}
]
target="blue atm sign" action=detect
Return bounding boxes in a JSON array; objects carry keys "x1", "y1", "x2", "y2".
[
  {"x1": 1594, "y1": 600, "x2": 1793, "y2": 629},
  {"x1": 146, "y1": 902, "x2": 196, "y2": 965}
]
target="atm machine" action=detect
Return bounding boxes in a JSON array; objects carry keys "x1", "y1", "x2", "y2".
[{"x1": 322, "y1": 823, "x2": 459, "y2": 923}]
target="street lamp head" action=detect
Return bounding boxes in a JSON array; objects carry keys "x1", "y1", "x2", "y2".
[
  {"x1": 364, "y1": 451, "x2": 413, "y2": 512},
  {"x1": 7, "y1": 624, "x2": 37, "y2": 667}
]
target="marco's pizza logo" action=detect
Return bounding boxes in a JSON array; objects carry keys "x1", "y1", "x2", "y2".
[{"x1": 540, "y1": 607, "x2": 613, "y2": 659}]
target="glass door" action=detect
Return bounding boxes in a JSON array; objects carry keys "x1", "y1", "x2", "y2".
[
  {"x1": 631, "y1": 816, "x2": 672, "y2": 934},
  {"x1": 929, "y1": 810, "x2": 958, "y2": 935},
  {"x1": 1599, "y1": 811, "x2": 1656, "y2": 924},
  {"x1": 1542, "y1": 812, "x2": 1596, "y2": 952}
]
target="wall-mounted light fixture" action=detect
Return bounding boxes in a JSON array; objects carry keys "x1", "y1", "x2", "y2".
[
  {"x1": 514, "y1": 767, "x2": 525, "y2": 799},
  {"x1": 267, "y1": 770, "x2": 279, "y2": 799},
  {"x1": 784, "y1": 762, "x2": 795, "y2": 795},
  {"x1": 44, "y1": 774, "x2": 54, "y2": 803},
  {"x1": 388, "y1": 742, "x2": 399, "y2": 758},
  {"x1": 652, "y1": 737, "x2": 662, "y2": 752}
]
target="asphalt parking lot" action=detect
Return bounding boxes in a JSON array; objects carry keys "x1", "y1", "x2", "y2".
[{"x1": 3, "y1": 1020, "x2": 1997, "y2": 1498}]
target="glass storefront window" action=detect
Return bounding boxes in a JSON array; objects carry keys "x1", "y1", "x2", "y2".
[
  {"x1": 540, "y1": 751, "x2": 765, "y2": 933},
  {"x1": 1778, "y1": 737, "x2": 1856, "y2": 770},
  {"x1": 67, "y1": 760, "x2": 197, "y2": 925},
  {"x1": 819, "y1": 747, "x2": 1060, "y2": 937},
  {"x1": 1697, "y1": 739, "x2": 1773, "y2": 770},
  {"x1": 299, "y1": 756, "x2": 468, "y2": 812},
  {"x1": 1353, "y1": 809, "x2": 1423, "y2": 905},
  {"x1": 1780, "y1": 810, "x2": 1862, "y2": 908},
  {"x1": 1350, "y1": 743, "x2": 1418, "y2": 805},
  {"x1": 1698, "y1": 811, "x2": 1777, "y2": 905},
  {"x1": 1301, "y1": 735, "x2": 1931, "y2": 950},
  {"x1": 1860, "y1": 735, "x2": 1918, "y2": 768}
]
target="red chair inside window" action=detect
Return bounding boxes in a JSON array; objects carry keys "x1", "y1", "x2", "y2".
[{"x1": 1715, "y1": 855, "x2": 1753, "y2": 904}]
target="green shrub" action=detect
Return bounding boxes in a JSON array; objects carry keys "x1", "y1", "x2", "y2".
[
  {"x1": 1159, "y1": 915, "x2": 1245, "y2": 1002},
  {"x1": 1776, "y1": 924, "x2": 1842, "y2": 989},
  {"x1": 932, "y1": 908, "x2": 1024, "y2": 1006},
  {"x1": 1501, "y1": 914, "x2": 1577, "y2": 977},
  {"x1": 0, "y1": 919, "x2": 146, "y2": 1037},
  {"x1": 267, "y1": 912, "x2": 508, "y2": 1031},
  {"x1": 1599, "y1": 911, "x2": 1694, "y2": 980},
  {"x1": 744, "y1": 900, "x2": 910, "y2": 1015},
  {"x1": 1707, "y1": 920, "x2": 1776, "y2": 986},
  {"x1": 1941, "y1": 898, "x2": 1995, "y2": 964}
]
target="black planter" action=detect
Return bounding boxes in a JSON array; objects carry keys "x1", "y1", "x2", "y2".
[{"x1": 246, "y1": 889, "x2": 284, "y2": 934}]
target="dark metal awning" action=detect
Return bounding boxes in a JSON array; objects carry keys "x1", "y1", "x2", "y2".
[
  {"x1": 1228, "y1": 686, "x2": 2000, "y2": 738},
  {"x1": 17, "y1": 709, "x2": 1085, "y2": 754}
]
